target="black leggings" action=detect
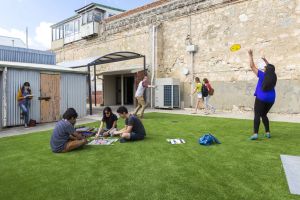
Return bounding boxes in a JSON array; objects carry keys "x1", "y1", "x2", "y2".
[{"x1": 254, "y1": 98, "x2": 274, "y2": 133}]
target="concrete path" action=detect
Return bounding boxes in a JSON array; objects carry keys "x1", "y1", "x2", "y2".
[
  {"x1": 281, "y1": 155, "x2": 300, "y2": 195},
  {"x1": 0, "y1": 118, "x2": 97, "y2": 138}
]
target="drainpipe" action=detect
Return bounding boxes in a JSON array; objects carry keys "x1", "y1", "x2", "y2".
[
  {"x1": 190, "y1": 52, "x2": 194, "y2": 108},
  {"x1": 150, "y1": 25, "x2": 157, "y2": 108}
]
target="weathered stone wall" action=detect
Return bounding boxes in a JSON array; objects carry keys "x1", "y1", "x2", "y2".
[{"x1": 53, "y1": 0, "x2": 300, "y2": 113}]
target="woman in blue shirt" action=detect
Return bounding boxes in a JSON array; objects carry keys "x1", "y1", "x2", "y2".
[{"x1": 248, "y1": 50, "x2": 277, "y2": 140}]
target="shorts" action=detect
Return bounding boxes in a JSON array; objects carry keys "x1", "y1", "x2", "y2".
[
  {"x1": 129, "y1": 132, "x2": 145, "y2": 141},
  {"x1": 197, "y1": 93, "x2": 202, "y2": 99}
]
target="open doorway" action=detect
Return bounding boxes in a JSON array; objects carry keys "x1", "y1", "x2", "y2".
[{"x1": 116, "y1": 75, "x2": 134, "y2": 105}]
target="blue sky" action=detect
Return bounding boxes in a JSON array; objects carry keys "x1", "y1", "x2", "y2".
[{"x1": 0, "y1": 0, "x2": 154, "y2": 50}]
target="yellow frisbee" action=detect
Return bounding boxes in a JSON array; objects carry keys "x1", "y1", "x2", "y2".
[{"x1": 230, "y1": 44, "x2": 241, "y2": 52}]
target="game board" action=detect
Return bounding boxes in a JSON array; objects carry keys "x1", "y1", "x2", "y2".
[{"x1": 88, "y1": 138, "x2": 119, "y2": 145}]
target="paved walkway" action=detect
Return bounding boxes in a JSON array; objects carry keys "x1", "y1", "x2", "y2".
[
  {"x1": 0, "y1": 118, "x2": 97, "y2": 138},
  {"x1": 1, "y1": 107, "x2": 299, "y2": 139}
]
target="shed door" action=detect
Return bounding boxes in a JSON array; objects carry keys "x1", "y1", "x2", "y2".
[{"x1": 40, "y1": 73, "x2": 60, "y2": 123}]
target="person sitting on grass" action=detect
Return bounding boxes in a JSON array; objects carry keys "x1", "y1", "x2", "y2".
[
  {"x1": 115, "y1": 106, "x2": 146, "y2": 143},
  {"x1": 95, "y1": 106, "x2": 118, "y2": 137},
  {"x1": 50, "y1": 108, "x2": 87, "y2": 153}
]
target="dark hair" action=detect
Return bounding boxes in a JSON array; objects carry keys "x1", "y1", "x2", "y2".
[
  {"x1": 21, "y1": 82, "x2": 31, "y2": 93},
  {"x1": 195, "y1": 77, "x2": 200, "y2": 82},
  {"x1": 203, "y1": 78, "x2": 209, "y2": 83},
  {"x1": 262, "y1": 64, "x2": 277, "y2": 91},
  {"x1": 63, "y1": 108, "x2": 78, "y2": 120},
  {"x1": 117, "y1": 106, "x2": 128, "y2": 114},
  {"x1": 102, "y1": 107, "x2": 113, "y2": 119}
]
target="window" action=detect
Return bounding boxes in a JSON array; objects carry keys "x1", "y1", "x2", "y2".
[
  {"x1": 59, "y1": 26, "x2": 64, "y2": 39},
  {"x1": 52, "y1": 28, "x2": 56, "y2": 41},
  {"x1": 64, "y1": 21, "x2": 74, "y2": 37},
  {"x1": 82, "y1": 13, "x2": 87, "y2": 25},
  {"x1": 87, "y1": 11, "x2": 94, "y2": 23},
  {"x1": 74, "y1": 20, "x2": 80, "y2": 33},
  {"x1": 56, "y1": 28, "x2": 59, "y2": 40}
]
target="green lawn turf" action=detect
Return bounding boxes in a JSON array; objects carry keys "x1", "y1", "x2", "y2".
[{"x1": 0, "y1": 113, "x2": 300, "y2": 200}]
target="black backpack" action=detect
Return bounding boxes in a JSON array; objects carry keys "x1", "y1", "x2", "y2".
[{"x1": 202, "y1": 84, "x2": 209, "y2": 97}]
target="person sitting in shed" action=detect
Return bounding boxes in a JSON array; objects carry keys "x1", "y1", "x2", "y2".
[{"x1": 50, "y1": 108, "x2": 87, "y2": 153}]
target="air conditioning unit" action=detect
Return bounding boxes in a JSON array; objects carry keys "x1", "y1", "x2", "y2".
[{"x1": 155, "y1": 78, "x2": 180, "y2": 109}]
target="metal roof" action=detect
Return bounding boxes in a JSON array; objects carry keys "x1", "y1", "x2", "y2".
[
  {"x1": 91, "y1": 52, "x2": 144, "y2": 65},
  {"x1": 0, "y1": 36, "x2": 26, "y2": 48},
  {"x1": 75, "y1": 3, "x2": 125, "y2": 13},
  {"x1": 57, "y1": 52, "x2": 145, "y2": 68},
  {"x1": 57, "y1": 56, "x2": 100, "y2": 68},
  {"x1": 0, "y1": 61, "x2": 87, "y2": 74}
]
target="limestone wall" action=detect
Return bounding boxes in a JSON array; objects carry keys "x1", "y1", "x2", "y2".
[{"x1": 53, "y1": 0, "x2": 300, "y2": 113}]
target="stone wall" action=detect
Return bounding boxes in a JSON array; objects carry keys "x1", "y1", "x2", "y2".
[{"x1": 53, "y1": 0, "x2": 300, "y2": 113}]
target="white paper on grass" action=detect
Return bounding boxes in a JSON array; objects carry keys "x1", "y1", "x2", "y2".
[{"x1": 280, "y1": 155, "x2": 300, "y2": 195}]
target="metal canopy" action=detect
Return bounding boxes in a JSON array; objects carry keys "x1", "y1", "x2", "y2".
[
  {"x1": 85, "y1": 51, "x2": 147, "y2": 115},
  {"x1": 87, "y1": 51, "x2": 145, "y2": 66}
]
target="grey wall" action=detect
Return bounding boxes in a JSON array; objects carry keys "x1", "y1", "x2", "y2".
[
  {"x1": 103, "y1": 75, "x2": 116, "y2": 106},
  {"x1": 6, "y1": 69, "x2": 41, "y2": 126},
  {"x1": 60, "y1": 73, "x2": 87, "y2": 118}
]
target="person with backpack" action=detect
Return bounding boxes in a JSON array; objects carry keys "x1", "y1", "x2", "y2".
[
  {"x1": 191, "y1": 77, "x2": 204, "y2": 114},
  {"x1": 248, "y1": 49, "x2": 277, "y2": 140},
  {"x1": 203, "y1": 78, "x2": 216, "y2": 114}
]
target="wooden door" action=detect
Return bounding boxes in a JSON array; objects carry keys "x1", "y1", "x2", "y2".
[{"x1": 40, "y1": 73, "x2": 60, "y2": 123}]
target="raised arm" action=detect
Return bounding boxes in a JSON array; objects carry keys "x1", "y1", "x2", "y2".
[
  {"x1": 262, "y1": 56, "x2": 269, "y2": 65},
  {"x1": 248, "y1": 49, "x2": 258, "y2": 76}
]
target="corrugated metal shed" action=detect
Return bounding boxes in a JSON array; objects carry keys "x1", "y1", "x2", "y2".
[
  {"x1": 0, "y1": 71, "x2": 2, "y2": 128},
  {"x1": 61, "y1": 73, "x2": 87, "y2": 118},
  {"x1": 0, "y1": 61, "x2": 88, "y2": 128},
  {"x1": 6, "y1": 69, "x2": 41, "y2": 126},
  {"x1": 0, "y1": 45, "x2": 55, "y2": 65}
]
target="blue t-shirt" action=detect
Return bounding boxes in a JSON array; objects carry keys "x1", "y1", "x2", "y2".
[
  {"x1": 50, "y1": 120, "x2": 75, "y2": 153},
  {"x1": 254, "y1": 70, "x2": 276, "y2": 103}
]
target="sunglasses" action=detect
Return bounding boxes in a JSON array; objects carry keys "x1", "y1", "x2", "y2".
[{"x1": 105, "y1": 112, "x2": 110, "y2": 115}]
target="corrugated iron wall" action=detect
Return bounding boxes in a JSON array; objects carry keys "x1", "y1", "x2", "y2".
[
  {"x1": 60, "y1": 73, "x2": 87, "y2": 118},
  {"x1": 0, "y1": 45, "x2": 55, "y2": 65},
  {"x1": 6, "y1": 69, "x2": 40, "y2": 126},
  {"x1": 0, "y1": 70, "x2": 2, "y2": 128}
]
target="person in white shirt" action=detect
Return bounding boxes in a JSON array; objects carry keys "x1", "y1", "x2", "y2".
[{"x1": 133, "y1": 76, "x2": 155, "y2": 118}]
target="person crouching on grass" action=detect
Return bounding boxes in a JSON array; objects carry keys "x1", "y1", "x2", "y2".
[
  {"x1": 50, "y1": 108, "x2": 87, "y2": 153},
  {"x1": 95, "y1": 106, "x2": 118, "y2": 137},
  {"x1": 115, "y1": 106, "x2": 146, "y2": 143}
]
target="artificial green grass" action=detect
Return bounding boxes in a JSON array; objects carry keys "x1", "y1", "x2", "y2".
[{"x1": 0, "y1": 113, "x2": 300, "y2": 200}]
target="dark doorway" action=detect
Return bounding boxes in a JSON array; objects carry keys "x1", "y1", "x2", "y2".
[
  {"x1": 116, "y1": 77, "x2": 121, "y2": 105},
  {"x1": 124, "y1": 76, "x2": 134, "y2": 105},
  {"x1": 115, "y1": 75, "x2": 134, "y2": 105}
]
